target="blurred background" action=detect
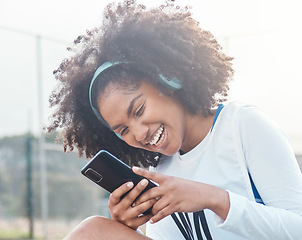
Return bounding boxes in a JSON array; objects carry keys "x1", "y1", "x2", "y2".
[{"x1": 0, "y1": 0, "x2": 301, "y2": 239}]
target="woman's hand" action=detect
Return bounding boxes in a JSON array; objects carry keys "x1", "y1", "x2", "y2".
[
  {"x1": 108, "y1": 179, "x2": 158, "y2": 230},
  {"x1": 132, "y1": 167, "x2": 230, "y2": 224}
]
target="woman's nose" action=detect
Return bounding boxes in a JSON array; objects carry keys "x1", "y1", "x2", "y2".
[{"x1": 131, "y1": 122, "x2": 148, "y2": 142}]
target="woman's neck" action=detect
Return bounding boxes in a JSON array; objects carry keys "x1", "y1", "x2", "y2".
[{"x1": 180, "y1": 112, "x2": 215, "y2": 154}]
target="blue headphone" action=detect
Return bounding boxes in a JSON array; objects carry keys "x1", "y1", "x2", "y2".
[{"x1": 89, "y1": 61, "x2": 182, "y2": 139}]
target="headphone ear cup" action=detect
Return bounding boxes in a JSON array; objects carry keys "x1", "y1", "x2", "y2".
[
  {"x1": 114, "y1": 132, "x2": 123, "y2": 140},
  {"x1": 158, "y1": 74, "x2": 182, "y2": 90}
]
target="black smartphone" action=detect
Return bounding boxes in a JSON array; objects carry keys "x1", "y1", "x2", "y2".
[{"x1": 81, "y1": 150, "x2": 157, "y2": 214}]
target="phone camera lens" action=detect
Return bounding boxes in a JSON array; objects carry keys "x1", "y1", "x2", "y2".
[{"x1": 85, "y1": 168, "x2": 103, "y2": 183}]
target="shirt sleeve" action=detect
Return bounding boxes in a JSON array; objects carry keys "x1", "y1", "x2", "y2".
[{"x1": 215, "y1": 106, "x2": 302, "y2": 239}]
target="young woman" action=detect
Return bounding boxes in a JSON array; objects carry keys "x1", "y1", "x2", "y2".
[{"x1": 47, "y1": 1, "x2": 302, "y2": 239}]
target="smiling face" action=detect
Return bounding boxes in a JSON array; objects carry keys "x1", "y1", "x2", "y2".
[{"x1": 98, "y1": 81, "x2": 191, "y2": 156}]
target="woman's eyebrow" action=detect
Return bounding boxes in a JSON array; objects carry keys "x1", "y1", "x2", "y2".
[
  {"x1": 111, "y1": 124, "x2": 122, "y2": 131},
  {"x1": 127, "y1": 94, "x2": 143, "y2": 117},
  {"x1": 111, "y1": 94, "x2": 143, "y2": 131}
]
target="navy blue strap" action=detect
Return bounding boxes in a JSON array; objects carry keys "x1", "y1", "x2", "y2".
[
  {"x1": 249, "y1": 173, "x2": 264, "y2": 204},
  {"x1": 171, "y1": 211, "x2": 212, "y2": 240},
  {"x1": 193, "y1": 212, "x2": 203, "y2": 240},
  {"x1": 211, "y1": 104, "x2": 224, "y2": 132},
  {"x1": 193, "y1": 211, "x2": 212, "y2": 240},
  {"x1": 171, "y1": 213, "x2": 193, "y2": 240},
  {"x1": 184, "y1": 212, "x2": 194, "y2": 238},
  {"x1": 179, "y1": 212, "x2": 194, "y2": 239}
]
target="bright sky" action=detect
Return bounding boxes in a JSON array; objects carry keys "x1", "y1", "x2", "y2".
[{"x1": 0, "y1": 0, "x2": 301, "y2": 153}]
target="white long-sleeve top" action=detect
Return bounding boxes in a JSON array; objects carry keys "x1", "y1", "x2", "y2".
[{"x1": 146, "y1": 102, "x2": 302, "y2": 240}]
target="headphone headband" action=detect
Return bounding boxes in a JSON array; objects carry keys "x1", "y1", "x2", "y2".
[{"x1": 89, "y1": 61, "x2": 123, "y2": 129}]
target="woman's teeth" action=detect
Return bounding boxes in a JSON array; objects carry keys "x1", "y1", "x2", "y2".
[{"x1": 149, "y1": 125, "x2": 164, "y2": 146}]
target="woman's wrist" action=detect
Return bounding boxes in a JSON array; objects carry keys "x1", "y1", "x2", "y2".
[{"x1": 206, "y1": 185, "x2": 230, "y2": 221}]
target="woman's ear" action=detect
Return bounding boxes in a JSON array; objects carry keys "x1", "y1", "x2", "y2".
[{"x1": 158, "y1": 87, "x2": 175, "y2": 97}]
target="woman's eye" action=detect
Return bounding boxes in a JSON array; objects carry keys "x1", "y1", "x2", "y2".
[
  {"x1": 120, "y1": 127, "x2": 129, "y2": 136},
  {"x1": 135, "y1": 103, "x2": 145, "y2": 117}
]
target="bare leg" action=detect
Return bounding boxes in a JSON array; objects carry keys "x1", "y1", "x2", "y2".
[{"x1": 63, "y1": 216, "x2": 152, "y2": 240}]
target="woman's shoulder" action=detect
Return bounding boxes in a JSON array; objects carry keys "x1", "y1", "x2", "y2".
[
  {"x1": 224, "y1": 101, "x2": 286, "y2": 140},
  {"x1": 218, "y1": 101, "x2": 257, "y2": 125},
  {"x1": 219, "y1": 101, "x2": 282, "y2": 133},
  {"x1": 223, "y1": 101, "x2": 256, "y2": 114}
]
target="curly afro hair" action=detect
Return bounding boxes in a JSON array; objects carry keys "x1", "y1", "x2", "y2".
[{"x1": 47, "y1": 0, "x2": 234, "y2": 167}]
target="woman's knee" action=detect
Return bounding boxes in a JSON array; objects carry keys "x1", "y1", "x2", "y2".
[{"x1": 64, "y1": 216, "x2": 111, "y2": 240}]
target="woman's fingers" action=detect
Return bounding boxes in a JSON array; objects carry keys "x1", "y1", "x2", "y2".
[
  {"x1": 109, "y1": 181, "x2": 134, "y2": 206},
  {"x1": 109, "y1": 180, "x2": 158, "y2": 230},
  {"x1": 109, "y1": 178, "x2": 151, "y2": 212},
  {"x1": 132, "y1": 166, "x2": 164, "y2": 183},
  {"x1": 132, "y1": 187, "x2": 160, "y2": 207},
  {"x1": 131, "y1": 198, "x2": 157, "y2": 217},
  {"x1": 150, "y1": 204, "x2": 173, "y2": 224},
  {"x1": 124, "y1": 210, "x2": 153, "y2": 230},
  {"x1": 132, "y1": 167, "x2": 169, "y2": 207},
  {"x1": 124, "y1": 178, "x2": 149, "y2": 203},
  {"x1": 147, "y1": 194, "x2": 173, "y2": 223}
]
